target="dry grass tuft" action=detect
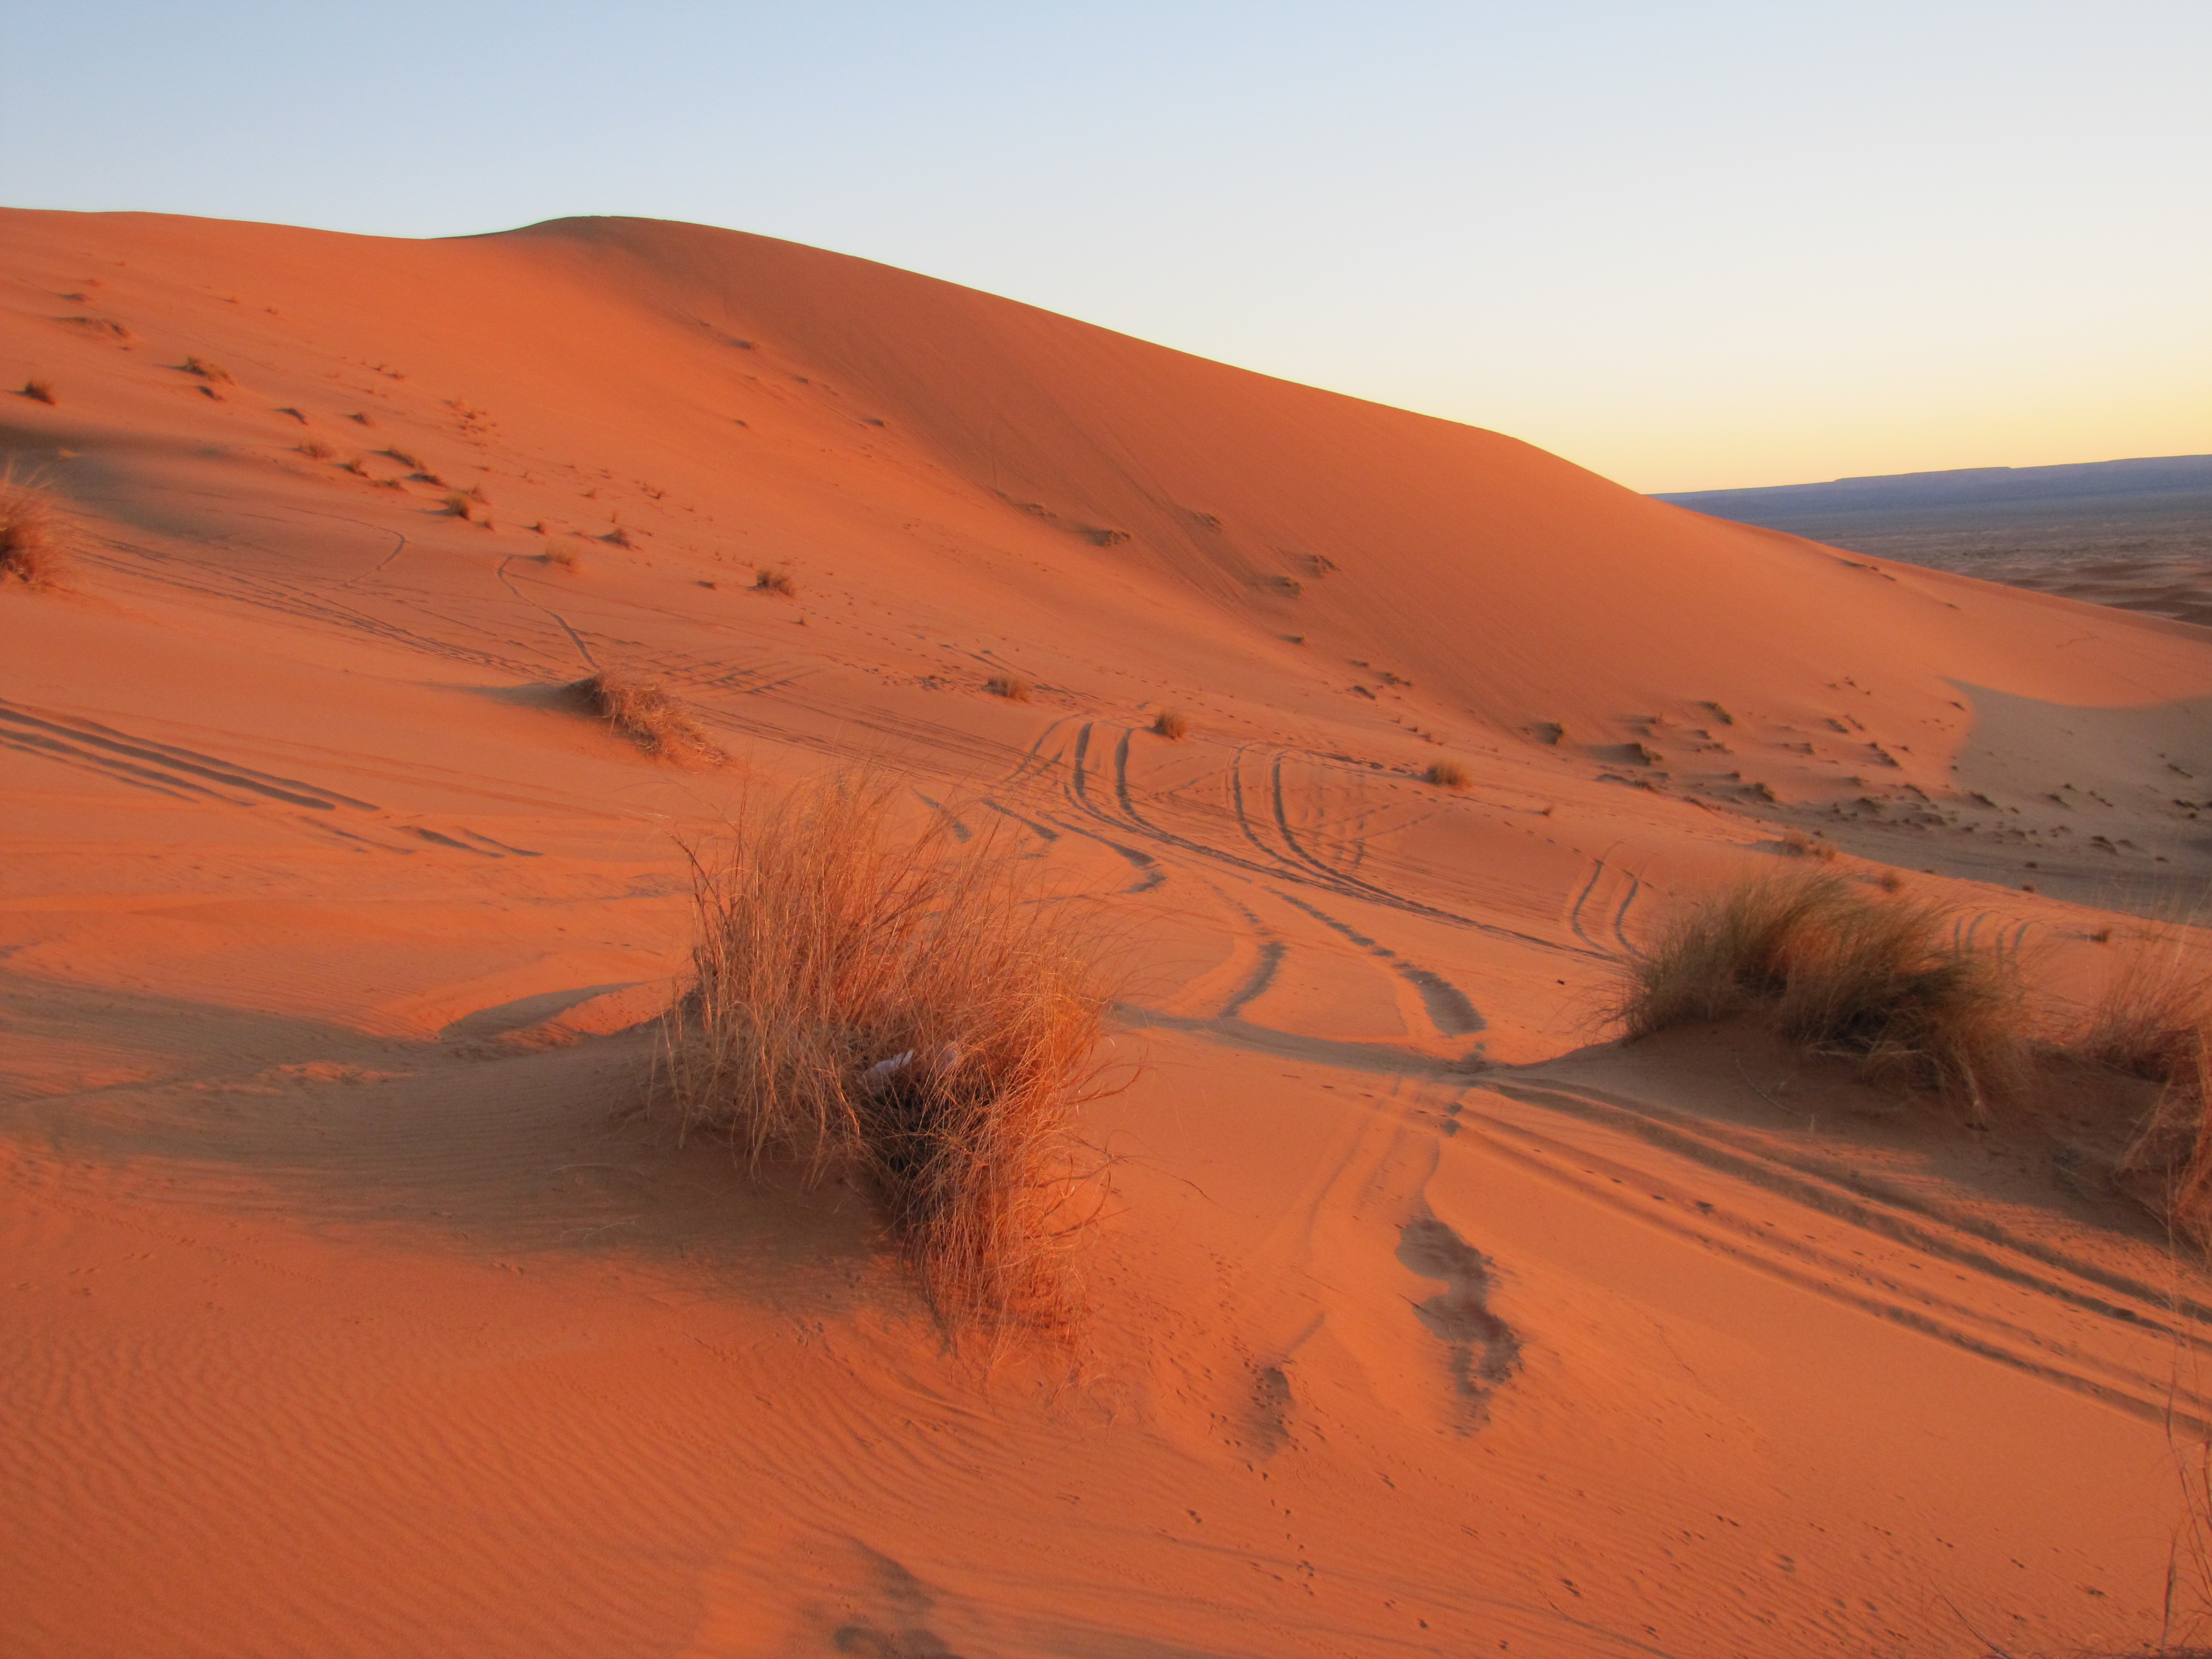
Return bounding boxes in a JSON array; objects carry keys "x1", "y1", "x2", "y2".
[
  {"x1": 603, "y1": 525, "x2": 634, "y2": 548},
  {"x1": 181, "y1": 355, "x2": 232, "y2": 384},
  {"x1": 441, "y1": 491, "x2": 473, "y2": 519},
  {"x1": 1151, "y1": 708, "x2": 1190, "y2": 741},
  {"x1": 0, "y1": 468, "x2": 71, "y2": 591},
  {"x1": 984, "y1": 674, "x2": 1032, "y2": 702},
  {"x1": 20, "y1": 378, "x2": 56, "y2": 405},
  {"x1": 2077, "y1": 932, "x2": 2212, "y2": 1245},
  {"x1": 383, "y1": 446, "x2": 426, "y2": 471},
  {"x1": 1424, "y1": 759, "x2": 1470, "y2": 790},
  {"x1": 542, "y1": 543, "x2": 581, "y2": 572},
  {"x1": 299, "y1": 440, "x2": 336, "y2": 462},
  {"x1": 566, "y1": 671, "x2": 721, "y2": 764},
  {"x1": 1615, "y1": 870, "x2": 2028, "y2": 1117},
  {"x1": 753, "y1": 566, "x2": 796, "y2": 597},
  {"x1": 659, "y1": 774, "x2": 1114, "y2": 1326},
  {"x1": 1780, "y1": 826, "x2": 1839, "y2": 861}
]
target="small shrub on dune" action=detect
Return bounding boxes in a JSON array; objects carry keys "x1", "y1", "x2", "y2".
[
  {"x1": 984, "y1": 674, "x2": 1031, "y2": 702},
  {"x1": 1780, "y1": 827, "x2": 1838, "y2": 861},
  {"x1": 2077, "y1": 935, "x2": 2212, "y2": 1245},
  {"x1": 1615, "y1": 870, "x2": 2028, "y2": 1117},
  {"x1": 660, "y1": 775, "x2": 1114, "y2": 1326},
  {"x1": 543, "y1": 543, "x2": 582, "y2": 572},
  {"x1": 181, "y1": 356, "x2": 232, "y2": 384},
  {"x1": 441, "y1": 491, "x2": 473, "y2": 519},
  {"x1": 1424, "y1": 759, "x2": 1470, "y2": 790},
  {"x1": 299, "y1": 440, "x2": 336, "y2": 462},
  {"x1": 20, "y1": 379, "x2": 56, "y2": 405},
  {"x1": 1151, "y1": 708, "x2": 1190, "y2": 741},
  {"x1": 0, "y1": 469, "x2": 71, "y2": 591},
  {"x1": 566, "y1": 671, "x2": 721, "y2": 764},
  {"x1": 753, "y1": 566, "x2": 796, "y2": 597}
]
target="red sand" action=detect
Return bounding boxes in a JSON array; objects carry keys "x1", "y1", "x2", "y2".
[{"x1": 4, "y1": 208, "x2": 2209, "y2": 1656}]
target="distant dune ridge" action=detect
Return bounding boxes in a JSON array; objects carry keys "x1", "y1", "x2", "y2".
[{"x1": 6, "y1": 207, "x2": 2212, "y2": 1657}]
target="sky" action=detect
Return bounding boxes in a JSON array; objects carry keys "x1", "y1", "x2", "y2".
[{"x1": 4, "y1": 1, "x2": 2206, "y2": 492}]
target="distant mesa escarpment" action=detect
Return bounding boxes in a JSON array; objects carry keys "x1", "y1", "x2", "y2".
[{"x1": 1657, "y1": 456, "x2": 2212, "y2": 627}]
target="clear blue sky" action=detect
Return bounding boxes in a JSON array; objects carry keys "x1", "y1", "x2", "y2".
[{"x1": 6, "y1": 1, "x2": 2206, "y2": 491}]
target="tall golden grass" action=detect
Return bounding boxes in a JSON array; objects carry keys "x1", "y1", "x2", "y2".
[
  {"x1": 659, "y1": 775, "x2": 1115, "y2": 1326},
  {"x1": 1616, "y1": 870, "x2": 2028, "y2": 1116},
  {"x1": 2078, "y1": 927, "x2": 2212, "y2": 1247},
  {"x1": 0, "y1": 468, "x2": 70, "y2": 591}
]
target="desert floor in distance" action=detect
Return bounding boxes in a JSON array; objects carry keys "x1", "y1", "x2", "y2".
[{"x1": 5, "y1": 208, "x2": 2211, "y2": 1658}]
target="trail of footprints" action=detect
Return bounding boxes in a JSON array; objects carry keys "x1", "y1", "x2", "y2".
[{"x1": 0, "y1": 699, "x2": 541, "y2": 860}]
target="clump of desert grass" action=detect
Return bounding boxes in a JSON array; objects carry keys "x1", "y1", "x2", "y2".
[
  {"x1": 1614, "y1": 869, "x2": 2029, "y2": 1118},
  {"x1": 20, "y1": 378, "x2": 56, "y2": 405},
  {"x1": 1151, "y1": 708, "x2": 1190, "y2": 740},
  {"x1": 1780, "y1": 826, "x2": 1839, "y2": 861},
  {"x1": 565, "y1": 671, "x2": 721, "y2": 764},
  {"x1": 0, "y1": 468, "x2": 71, "y2": 591},
  {"x1": 984, "y1": 673, "x2": 1031, "y2": 702},
  {"x1": 753, "y1": 566, "x2": 796, "y2": 597},
  {"x1": 2075, "y1": 927, "x2": 2212, "y2": 1246},
  {"x1": 659, "y1": 774, "x2": 1116, "y2": 1328},
  {"x1": 542, "y1": 542, "x2": 582, "y2": 572},
  {"x1": 180, "y1": 355, "x2": 232, "y2": 384},
  {"x1": 1424, "y1": 759, "x2": 1470, "y2": 790},
  {"x1": 441, "y1": 491, "x2": 473, "y2": 519}
]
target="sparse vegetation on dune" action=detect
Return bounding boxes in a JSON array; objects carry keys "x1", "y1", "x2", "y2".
[
  {"x1": 1151, "y1": 708, "x2": 1190, "y2": 740},
  {"x1": 180, "y1": 355, "x2": 232, "y2": 383},
  {"x1": 753, "y1": 566, "x2": 796, "y2": 597},
  {"x1": 1424, "y1": 759, "x2": 1469, "y2": 789},
  {"x1": 542, "y1": 543, "x2": 581, "y2": 572},
  {"x1": 441, "y1": 491, "x2": 473, "y2": 519},
  {"x1": 660, "y1": 774, "x2": 1114, "y2": 1326},
  {"x1": 20, "y1": 378, "x2": 56, "y2": 405},
  {"x1": 984, "y1": 674, "x2": 1031, "y2": 702},
  {"x1": 0, "y1": 469, "x2": 71, "y2": 591},
  {"x1": 299, "y1": 440, "x2": 336, "y2": 462},
  {"x1": 1616, "y1": 870, "x2": 2028, "y2": 1117},
  {"x1": 565, "y1": 670, "x2": 721, "y2": 764}
]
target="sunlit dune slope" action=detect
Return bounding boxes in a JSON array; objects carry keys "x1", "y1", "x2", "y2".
[
  {"x1": 12, "y1": 206, "x2": 2211, "y2": 795},
  {"x1": 7, "y1": 207, "x2": 2212, "y2": 1659}
]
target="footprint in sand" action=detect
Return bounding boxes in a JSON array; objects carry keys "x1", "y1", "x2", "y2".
[{"x1": 1397, "y1": 1213, "x2": 1520, "y2": 1430}]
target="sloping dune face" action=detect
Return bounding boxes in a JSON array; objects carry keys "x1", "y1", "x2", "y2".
[{"x1": 6, "y1": 209, "x2": 2211, "y2": 1657}]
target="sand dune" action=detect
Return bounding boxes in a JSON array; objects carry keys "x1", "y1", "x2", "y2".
[{"x1": 5, "y1": 208, "x2": 2210, "y2": 1656}]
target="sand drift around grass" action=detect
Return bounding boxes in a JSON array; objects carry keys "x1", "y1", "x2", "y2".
[
  {"x1": 2080, "y1": 930, "x2": 2212, "y2": 1247},
  {"x1": 0, "y1": 467, "x2": 71, "y2": 591},
  {"x1": 658, "y1": 775, "x2": 1117, "y2": 1329},
  {"x1": 1616, "y1": 870, "x2": 2030, "y2": 1118},
  {"x1": 565, "y1": 671, "x2": 722, "y2": 765}
]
